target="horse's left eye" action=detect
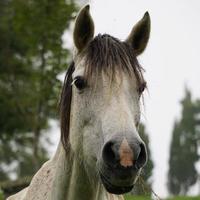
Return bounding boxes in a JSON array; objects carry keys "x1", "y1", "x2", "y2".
[{"x1": 73, "y1": 76, "x2": 87, "y2": 90}]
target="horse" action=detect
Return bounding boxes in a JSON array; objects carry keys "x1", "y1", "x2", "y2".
[{"x1": 7, "y1": 5, "x2": 151, "y2": 200}]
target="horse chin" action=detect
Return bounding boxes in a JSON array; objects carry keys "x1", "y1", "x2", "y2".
[{"x1": 100, "y1": 173, "x2": 134, "y2": 195}]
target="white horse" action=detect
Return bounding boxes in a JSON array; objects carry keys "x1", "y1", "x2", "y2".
[{"x1": 7, "y1": 5, "x2": 151, "y2": 200}]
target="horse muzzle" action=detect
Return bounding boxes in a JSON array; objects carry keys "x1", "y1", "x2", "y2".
[{"x1": 99, "y1": 136, "x2": 147, "y2": 194}]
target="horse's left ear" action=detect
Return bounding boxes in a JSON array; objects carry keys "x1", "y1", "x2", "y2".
[
  {"x1": 73, "y1": 5, "x2": 94, "y2": 52},
  {"x1": 126, "y1": 12, "x2": 151, "y2": 56}
]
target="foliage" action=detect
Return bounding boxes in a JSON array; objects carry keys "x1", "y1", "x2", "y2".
[
  {"x1": 0, "y1": 0, "x2": 77, "y2": 181},
  {"x1": 168, "y1": 88, "x2": 200, "y2": 195},
  {"x1": 132, "y1": 124, "x2": 154, "y2": 196}
]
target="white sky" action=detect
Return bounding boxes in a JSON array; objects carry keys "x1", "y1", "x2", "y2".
[{"x1": 50, "y1": 0, "x2": 200, "y2": 198}]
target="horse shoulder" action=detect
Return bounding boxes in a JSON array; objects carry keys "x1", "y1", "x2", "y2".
[
  {"x1": 7, "y1": 159, "x2": 55, "y2": 200},
  {"x1": 6, "y1": 188, "x2": 28, "y2": 200}
]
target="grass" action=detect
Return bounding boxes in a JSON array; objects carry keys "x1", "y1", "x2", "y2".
[
  {"x1": 124, "y1": 195, "x2": 151, "y2": 200},
  {"x1": 124, "y1": 195, "x2": 200, "y2": 200},
  {"x1": 167, "y1": 197, "x2": 200, "y2": 200}
]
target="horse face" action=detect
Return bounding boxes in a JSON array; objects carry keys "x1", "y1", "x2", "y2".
[
  {"x1": 70, "y1": 60, "x2": 147, "y2": 194},
  {"x1": 69, "y1": 5, "x2": 151, "y2": 195}
]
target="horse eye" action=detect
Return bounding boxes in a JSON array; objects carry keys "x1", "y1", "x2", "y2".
[
  {"x1": 138, "y1": 81, "x2": 147, "y2": 94},
  {"x1": 73, "y1": 76, "x2": 87, "y2": 90}
]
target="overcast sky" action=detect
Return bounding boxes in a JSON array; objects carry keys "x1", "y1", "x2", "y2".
[{"x1": 50, "y1": 0, "x2": 200, "y2": 198}]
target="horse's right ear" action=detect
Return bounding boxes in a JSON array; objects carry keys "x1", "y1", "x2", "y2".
[{"x1": 73, "y1": 5, "x2": 94, "y2": 52}]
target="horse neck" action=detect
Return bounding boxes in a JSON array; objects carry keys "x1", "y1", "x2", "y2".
[{"x1": 50, "y1": 142, "x2": 107, "y2": 200}]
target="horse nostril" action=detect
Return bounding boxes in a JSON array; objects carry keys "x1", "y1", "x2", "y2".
[
  {"x1": 135, "y1": 143, "x2": 147, "y2": 169},
  {"x1": 102, "y1": 141, "x2": 117, "y2": 166}
]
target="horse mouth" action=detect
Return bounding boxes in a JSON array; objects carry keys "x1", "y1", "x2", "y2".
[{"x1": 100, "y1": 173, "x2": 134, "y2": 194}]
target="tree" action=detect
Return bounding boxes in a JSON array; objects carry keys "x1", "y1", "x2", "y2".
[
  {"x1": 0, "y1": 0, "x2": 77, "y2": 181},
  {"x1": 168, "y1": 88, "x2": 199, "y2": 195},
  {"x1": 132, "y1": 123, "x2": 154, "y2": 195}
]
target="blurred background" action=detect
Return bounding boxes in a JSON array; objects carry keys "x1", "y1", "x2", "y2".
[{"x1": 0, "y1": 0, "x2": 199, "y2": 199}]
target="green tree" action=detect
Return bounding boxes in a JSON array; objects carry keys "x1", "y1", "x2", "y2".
[
  {"x1": 132, "y1": 124, "x2": 154, "y2": 195},
  {"x1": 168, "y1": 88, "x2": 199, "y2": 195},
  {"x1": 0, "y1": 0, "x2": 77, "y2": 181}
]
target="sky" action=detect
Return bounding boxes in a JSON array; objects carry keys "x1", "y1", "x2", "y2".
[{"x1": 50, "y1": 0, "x2": 200, "y2": 198}]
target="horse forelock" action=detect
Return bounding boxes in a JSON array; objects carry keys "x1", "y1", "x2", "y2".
[{"x1": 81, "y1": 34, "x2": 145, "y2": 89}]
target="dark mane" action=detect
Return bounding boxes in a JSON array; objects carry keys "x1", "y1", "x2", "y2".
[
  {"x1": 60, "y1": 62, "x2": 74, "y2": 151},
  {"x1": 60, "y1": 34, "x2": 146, "y2": 151}
]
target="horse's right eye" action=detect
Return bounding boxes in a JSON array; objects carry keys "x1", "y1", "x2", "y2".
[
  {"x1": 138, "y1": 81, "x2": 147, "y2": 95},
  {"x1": 73, "y1": 76, "x2": 87, "y2": 90}
]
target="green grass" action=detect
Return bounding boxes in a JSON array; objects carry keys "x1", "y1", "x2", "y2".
[
  {"x1": 167, "y1": 197, "x2": 200, "y2": 200},
  {"x1": 124, "y1": 195, "x2": 151, "y2": 200},
  {"x1": 124, "y1": 195, "x2": 200, "y2": 200}
]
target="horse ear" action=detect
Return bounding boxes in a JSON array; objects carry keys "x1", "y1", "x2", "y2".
[
  {"x1": 126, "y1": 12, "x2": 151, "y2": 56},
  {"x1": 73, "y1": 5, "x2": 94, "y2": 52}
]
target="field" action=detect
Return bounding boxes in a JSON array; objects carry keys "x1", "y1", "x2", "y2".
[
  {"x1": 124, "y1": 195, "x2": 200, "y2": 200},
  {"x1": 167, "y1": 197, "x2": 200, "y2": 200},
  {"x1": 124, "y1": 195, "x2": 151, "y2": 200}
]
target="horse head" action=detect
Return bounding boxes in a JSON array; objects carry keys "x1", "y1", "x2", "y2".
[{"x1": 60, "y1": 5, "x2": 151, "y2": 195}]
